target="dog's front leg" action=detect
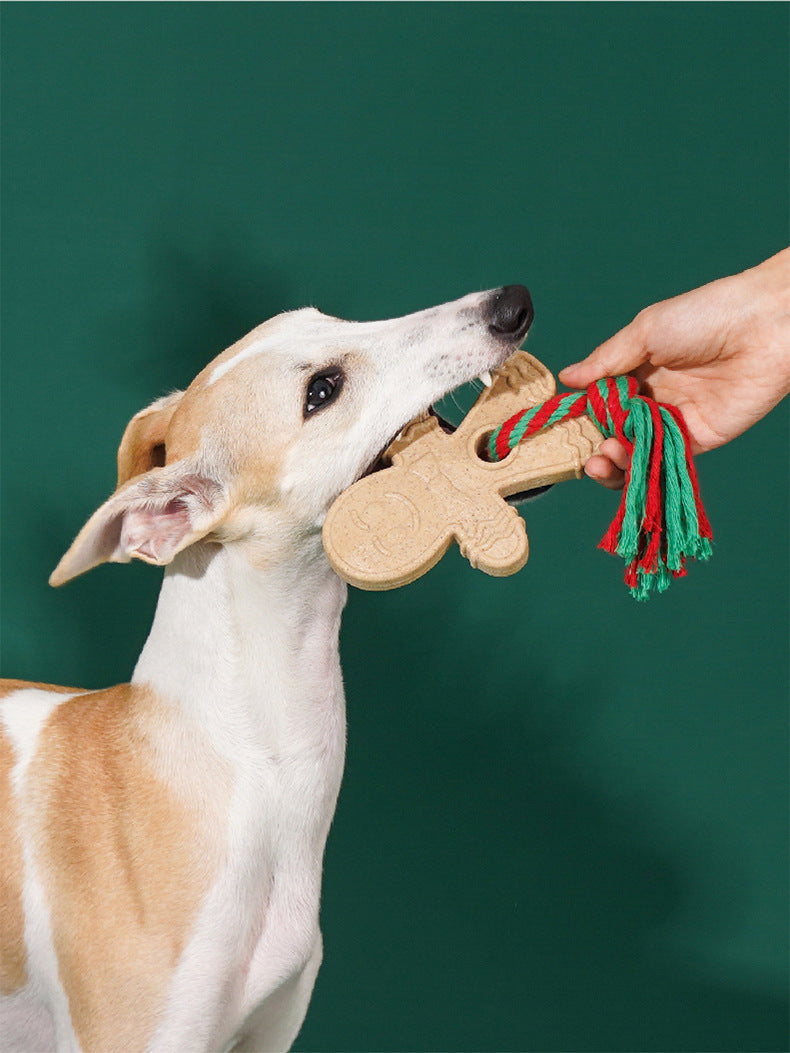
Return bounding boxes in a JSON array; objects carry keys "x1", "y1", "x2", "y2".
[{"x1": 230, "y1": 935, "x2": 323, "y2": 1053}]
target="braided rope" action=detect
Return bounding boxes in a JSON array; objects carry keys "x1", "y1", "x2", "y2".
[{"x1": 488, "y1": 377, "x2": 713, "y2": 600}]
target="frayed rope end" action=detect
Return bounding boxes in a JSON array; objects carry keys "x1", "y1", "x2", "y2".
[{"x1": 489, "y1": 376, "x2": 713, "y2": 600}]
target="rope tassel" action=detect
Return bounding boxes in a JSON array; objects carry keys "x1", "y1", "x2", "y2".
[{"x1": 488, "y1": 377, "x2": 713, "y2": 600}]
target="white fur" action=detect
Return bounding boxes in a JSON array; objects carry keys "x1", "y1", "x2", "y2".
[
  {"x1": 139, "y1": 543, "x2": 346, "y2": 1051},
  {"x1": 1, "y1": 289, "x2": 531, "y2": 1051},
  {"x1": 1, "y1": 691, "x2": 81, "y2": 1051}
]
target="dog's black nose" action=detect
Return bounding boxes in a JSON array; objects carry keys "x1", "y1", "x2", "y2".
[{"x1": 488, "y1": 285, "x2": 534, "y2": 340}]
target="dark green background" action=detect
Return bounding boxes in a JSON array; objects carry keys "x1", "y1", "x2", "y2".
[{"x1": 2, "y1": 4, "x2": 787, "y2": 1050}]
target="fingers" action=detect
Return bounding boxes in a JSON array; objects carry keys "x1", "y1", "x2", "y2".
[
  {"x1": 559, "y1": 314, "x2": 649, "y2": 389},
  {"x1": 583, "y1": 438, "x2": 630, "y2": 491}
]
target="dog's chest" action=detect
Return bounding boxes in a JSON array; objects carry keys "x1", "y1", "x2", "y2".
[
  {"x1": 152, "y1": 847, "x2": 326, "y2": 1052},
  {"x1": 152, "y1": 691, "x2": 346, "y2": 1050}
]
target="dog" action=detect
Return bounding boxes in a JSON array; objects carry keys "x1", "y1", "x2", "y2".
[{"x1": 0, "y1": 285, "x2": 534, "y2": 1052}]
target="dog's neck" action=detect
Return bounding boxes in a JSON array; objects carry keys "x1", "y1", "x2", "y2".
[{"x1": 132, "y1": 534, "x2": 348, "y2": 763}]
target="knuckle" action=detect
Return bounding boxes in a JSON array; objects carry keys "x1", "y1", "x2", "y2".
[{"x1": 632, "y1": 304, "x2": 655, "y2": 335}]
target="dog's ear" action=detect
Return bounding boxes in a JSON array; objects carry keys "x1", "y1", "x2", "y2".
[
  {"x1": 49, "y1": 462, "x2": 226, "y2": 587},
  {"x1": 116, "y1": 391, "x2": 184, "y2": 488}
]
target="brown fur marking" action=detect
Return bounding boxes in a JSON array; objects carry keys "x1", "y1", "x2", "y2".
[
  {"x1": 0, "y1": 679, "x2": 83, "y2": 994},
  {"x1": 0, "y1": 679, "x2": 81, "y2": 698},
  {"x1": 27, "y1": 682, "x2": 221, "y2": 1052},
  {"x1": 0, "y1": 726, "x2": 27, "y2": 994},
  {"x1": 117, "y1": 392, "x2": 183, "y2": 488}
]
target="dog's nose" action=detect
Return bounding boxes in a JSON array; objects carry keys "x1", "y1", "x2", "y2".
[{"x1": 487, "y1": 285, "x2": 534, "y2": 340}]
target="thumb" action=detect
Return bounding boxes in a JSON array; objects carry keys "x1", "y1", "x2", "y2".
[{"x1": 559, "y1": 321, "x2": 648, "y2": 389}]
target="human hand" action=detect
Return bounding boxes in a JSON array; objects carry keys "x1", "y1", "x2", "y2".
[{"x1": 559, "y1": 248, "x2": 790, "y2": 489}]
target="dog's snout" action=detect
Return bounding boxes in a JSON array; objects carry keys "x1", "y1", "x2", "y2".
[{"x1": 487, "y1": 285, "x2": 534, "y2": 341}]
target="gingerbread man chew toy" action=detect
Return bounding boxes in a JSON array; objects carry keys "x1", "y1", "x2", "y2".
[
  {"x1": 323, "y1": 351, "x2": 601, "y2": 589},
  {"x1": 322, "y1": 351, "x2": 713, "y2": 600}
]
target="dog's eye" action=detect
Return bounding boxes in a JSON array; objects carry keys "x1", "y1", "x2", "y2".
[{"x1": 305, "y1": 369, "x2": 344, "y2": 417}]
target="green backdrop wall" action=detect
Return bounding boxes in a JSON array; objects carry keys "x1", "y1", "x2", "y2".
[{"x1": 2, "y1": 4, "x2": 787, "y2": 1050}]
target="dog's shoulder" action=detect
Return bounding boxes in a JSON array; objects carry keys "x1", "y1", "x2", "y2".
[{"x1": 1, "y1": 679, "x2": 228, "y2": 1048}]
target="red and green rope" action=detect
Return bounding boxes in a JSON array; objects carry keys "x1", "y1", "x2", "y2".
[{"x1": 488, "y1": 376, "x2": 713, "y2": 600}]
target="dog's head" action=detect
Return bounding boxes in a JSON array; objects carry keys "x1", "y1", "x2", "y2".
[{"x1": 50, "y1": 286, "x2": 533, "y2": 584}]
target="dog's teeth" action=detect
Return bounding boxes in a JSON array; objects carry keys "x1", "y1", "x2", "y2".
[{"x1": 479, "y1": 371, "x2": 493, "y2": 387}]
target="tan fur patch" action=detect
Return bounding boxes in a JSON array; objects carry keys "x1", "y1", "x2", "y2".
[
  {"x1": 0, "y1": 725, "x2": 26, "y2": 994},
  {"x1": 28, "y1": 682, "x2": 223, "y2": 1052},
  {"x1": 1, "y1": 679, "x2": 82, "y2": 993},
  {"x1": 116, "y1": 392, "x2": 183, "y2": 488},
  {"x1": 166, "y1": 356, "x2": 288, "y2": 518},
  {"x1": 0, "y1": 679, "x2": 80, "y2": 698}
]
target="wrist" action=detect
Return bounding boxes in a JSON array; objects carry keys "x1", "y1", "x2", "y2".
[
  {"x1": 739, "y1": 249, "x2": 790, "y2": 393},
  {"x1": 746, "y1": 247, "x2": 790, "y2": 317}
]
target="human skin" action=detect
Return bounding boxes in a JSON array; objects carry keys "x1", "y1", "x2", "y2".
[{"x1": 559, "y1": 247, "x2": 790, "y2": 490}]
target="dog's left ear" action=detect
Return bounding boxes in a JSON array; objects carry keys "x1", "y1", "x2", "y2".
[
  {"x1": 49, "y1": 461, "x2": 226, "y2": 587},
  {"x1": 116, "y1": 390, "x2": 184, "y2": 487}
]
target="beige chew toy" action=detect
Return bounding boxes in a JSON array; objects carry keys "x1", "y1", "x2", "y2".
[{"x1": 322, "y1": 351, "x2": 604, "y2": 590}]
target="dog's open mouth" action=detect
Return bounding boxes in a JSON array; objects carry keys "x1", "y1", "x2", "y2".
[
  {"x1": 360, "y1": 368, "x2": 553, "y2": 505},
  {"x1": 359, "y1": 407, "x2": 447, "y2": 480},
  {"x1": 360, "y1": 370, "x2": 494, "y2": 480}
]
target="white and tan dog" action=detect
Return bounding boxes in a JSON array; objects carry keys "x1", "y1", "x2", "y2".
[{"x1": 0, "y1": 286, "x2": 533, "y2": 1052}]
